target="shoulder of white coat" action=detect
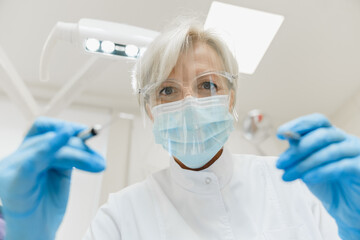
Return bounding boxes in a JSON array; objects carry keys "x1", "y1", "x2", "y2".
[
  {"x1": 231, "y1": 153, "x2": 309, "y2": 199},
  {"x1": 232, "y1": 153, "x2": 278, "y2": 164},
  {"x1": 109, "y1": 181, "x2": 148, "y2": 202},
  {"x1": 231, "y1": 153, "x2": 280, "y2": 177},
  {"x1": 94, "y1": 179, "x2": 155, "y2": 231},
  {"x1": 106, "y1": 168, "x2": 168, "y2": 210}
]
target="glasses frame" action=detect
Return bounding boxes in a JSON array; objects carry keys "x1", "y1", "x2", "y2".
[{"x1": 139, "y1": 71, "x2": 237, "y2": 102}]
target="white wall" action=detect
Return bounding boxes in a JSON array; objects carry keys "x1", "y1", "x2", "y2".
[
  {"x1": 0, "y1": 96, "x2": 28, "y2": 158},
  {"x1": 331, "y1": 88, "x2": 360, "y2": 137},
  {"x1": 97, "y1": 114, "x2": 134, "y2": 206}
]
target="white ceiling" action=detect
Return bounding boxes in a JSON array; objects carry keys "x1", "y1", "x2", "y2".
[{"x1": 1, "y1": 0, "x2": 360, "y2": 126}]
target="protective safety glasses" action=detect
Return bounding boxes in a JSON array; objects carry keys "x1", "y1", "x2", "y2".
[{"x1": 140, "y1": 71, "x2": 236, "y2": 108}]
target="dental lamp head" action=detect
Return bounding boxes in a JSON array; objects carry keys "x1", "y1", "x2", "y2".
[
  {"x1": 242, "y1": 109, "x2": 272, "y2": 144},
  {"x1": 40, "y1": 18, "x2": 159, "y2": 82},
  {"x1": 78, "y1": 19, "x2": 158, "y2": 58}
]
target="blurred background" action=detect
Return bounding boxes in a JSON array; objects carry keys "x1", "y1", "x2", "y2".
[{"x1": 0, "y1": 0, "x2": 360, "y2": 239}]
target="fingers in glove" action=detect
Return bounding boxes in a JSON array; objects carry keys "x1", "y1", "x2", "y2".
[
  {"x1": 46, "y1": 169, "x2": 73, "y2": 208},
  {"x1": 25, "y1": 116, "x2": 86, "y2": 139},
  {"x1": 51, "y1": 138, "x2": 105, "y2": 172},
  {"x1": 16, "y1": 131, "x2": 74, "y2": 175},
  {"x1": 277, "y1": 127, "x2": 346, "y2": 169},
  {"x1": 281, "y1": 137, "x2": 360, "y2": 181},
  {"x1": 302, "y1": 156, "x2": 360, "y2": 184},
  {"x1": 277, "y1": 113, "x2": 331, "y2": 140},
  {"x1": 20, "y1": 130, "x2": 102, "y2": 175}
]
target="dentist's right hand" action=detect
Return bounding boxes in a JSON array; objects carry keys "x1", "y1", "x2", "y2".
[{"x1": 0, "y1": 117, "x2": 105, "y2": 240}]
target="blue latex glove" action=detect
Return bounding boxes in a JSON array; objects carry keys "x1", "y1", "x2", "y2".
[
  {"x1": 277, "y1": 113, "x2": 360, "y2": 239},
  {"x1": 0, "y1": 207, "x2": 5, "y2": 240},
  {"x1": 0, "y1": 117, "x2": 105, "y2": 240}
]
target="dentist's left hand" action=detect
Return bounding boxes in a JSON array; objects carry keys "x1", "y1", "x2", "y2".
[
  {"x1": 0, "y1": 117, "x2": 105, "y2": 240},
  {"x1": 277, "y1": 113, "x2": 360, "y2": 240}
]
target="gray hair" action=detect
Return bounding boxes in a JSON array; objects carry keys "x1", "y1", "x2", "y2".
[{"x1": 132, "y1": 18, "x2": 239, "y2": 108}]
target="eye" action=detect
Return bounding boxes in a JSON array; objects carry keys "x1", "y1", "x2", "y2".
[
  {"x1": 159, "y1": 86, "x2": 174, "y2": 96},
  {"x1": 201, "y1": 81, "x2": 217, "y2": 91}
]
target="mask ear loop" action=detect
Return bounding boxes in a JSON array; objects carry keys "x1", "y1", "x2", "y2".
[
  {"x1": 226, "y1": 73, "x2": 239, "y2": 122},
  {"x1": 231, "y1": 71, "x2": 250, "y2": 122},
  {"x1": 138, "y1": 86, "x2": 152, "y2": 128},
  {"x1": 232, "y1": 108, "x2": 239, "y2": 122},
  {"x1": 225, "y1": 92, "x2": 238, "y2": 122},
  {"x1": 138, "y1": 81, "x2": 163, "y2": 127}
]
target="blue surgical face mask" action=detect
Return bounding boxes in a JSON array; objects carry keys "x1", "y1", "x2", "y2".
[{"x1": 152, "y1": 95, "x2": 234, "y2": 169}]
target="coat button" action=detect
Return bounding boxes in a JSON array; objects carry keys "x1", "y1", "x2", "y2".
[{"x1": 205, "y1": 177, "x2": 212, "y2": 184}]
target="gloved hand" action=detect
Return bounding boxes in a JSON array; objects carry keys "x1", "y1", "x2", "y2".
[
  {"x1": 276, "y1": 113, "x2": 360, "y2": 240},
  {"x1": 0, "y1": 117, "x2": 105, "y2": 240},
  {"x1": 0, "y1": 207, "x2": 5, "y2": 240}
]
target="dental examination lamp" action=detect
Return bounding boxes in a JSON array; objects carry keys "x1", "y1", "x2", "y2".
[
  {"x1": 40, "y1": 18, "x2": 158, "y2": 82},
  {"x1": 242, "y1": 109, "x2": 273, "y2": 155}
]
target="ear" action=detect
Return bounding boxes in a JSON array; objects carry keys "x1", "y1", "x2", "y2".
[
  {"x1": 145, "y1": 103, "x2": 154, "y2": 121},
  {"x1": 229, "y1": 89, "x2": 235, "y2": 112}
]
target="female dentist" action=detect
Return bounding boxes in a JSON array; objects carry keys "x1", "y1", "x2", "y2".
[{"x1": 0, "y1": 20, "x2": 360, "y2": 240}]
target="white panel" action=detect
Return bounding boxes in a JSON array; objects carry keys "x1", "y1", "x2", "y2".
[
  {"x1": 0, "y1": 46, "x2": 39, "y2": 120},
  {"x1": 331, "y1": 92, "x2": 360, "y2": 137},
  {"x1": 98, "y1": 113, "x2": 133, "y2": 206},
  {"x1": 205, "y1": 1, "x2": 284, "y2": 74},
  {"x1": 0, "y1": 98, "x2": 28, "y2": 159},
  {"x1": 127, "y1": 117, "x2": 170, "y2": 185}
]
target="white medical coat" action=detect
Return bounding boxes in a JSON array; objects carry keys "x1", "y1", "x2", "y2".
[{"x1": 84, "y1": 148, "x2": 340, "y2": 240}]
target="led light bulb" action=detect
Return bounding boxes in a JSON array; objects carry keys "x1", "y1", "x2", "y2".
[
  {"x1": 85, "y1": 38, "x2": 100, "y2": 52},
  {"x1": 101, "y1": 41, "x2": 115, "y2": 53},
  {"x1": 125, "y1": 44, "x2": 139, "y2": 57}
]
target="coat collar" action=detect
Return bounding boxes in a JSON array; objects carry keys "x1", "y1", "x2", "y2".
[{"x1": 169, "y1": 148, "x2": 234, "y2": 193}]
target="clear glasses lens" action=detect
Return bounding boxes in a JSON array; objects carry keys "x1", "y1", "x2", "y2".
[{"x1": 146, "y1": 71, "x2": 232, "y2": 106}]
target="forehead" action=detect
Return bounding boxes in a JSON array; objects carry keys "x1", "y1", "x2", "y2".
[{"x1": 168, "y1": 42, "x2": 224, "y2": 77}]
